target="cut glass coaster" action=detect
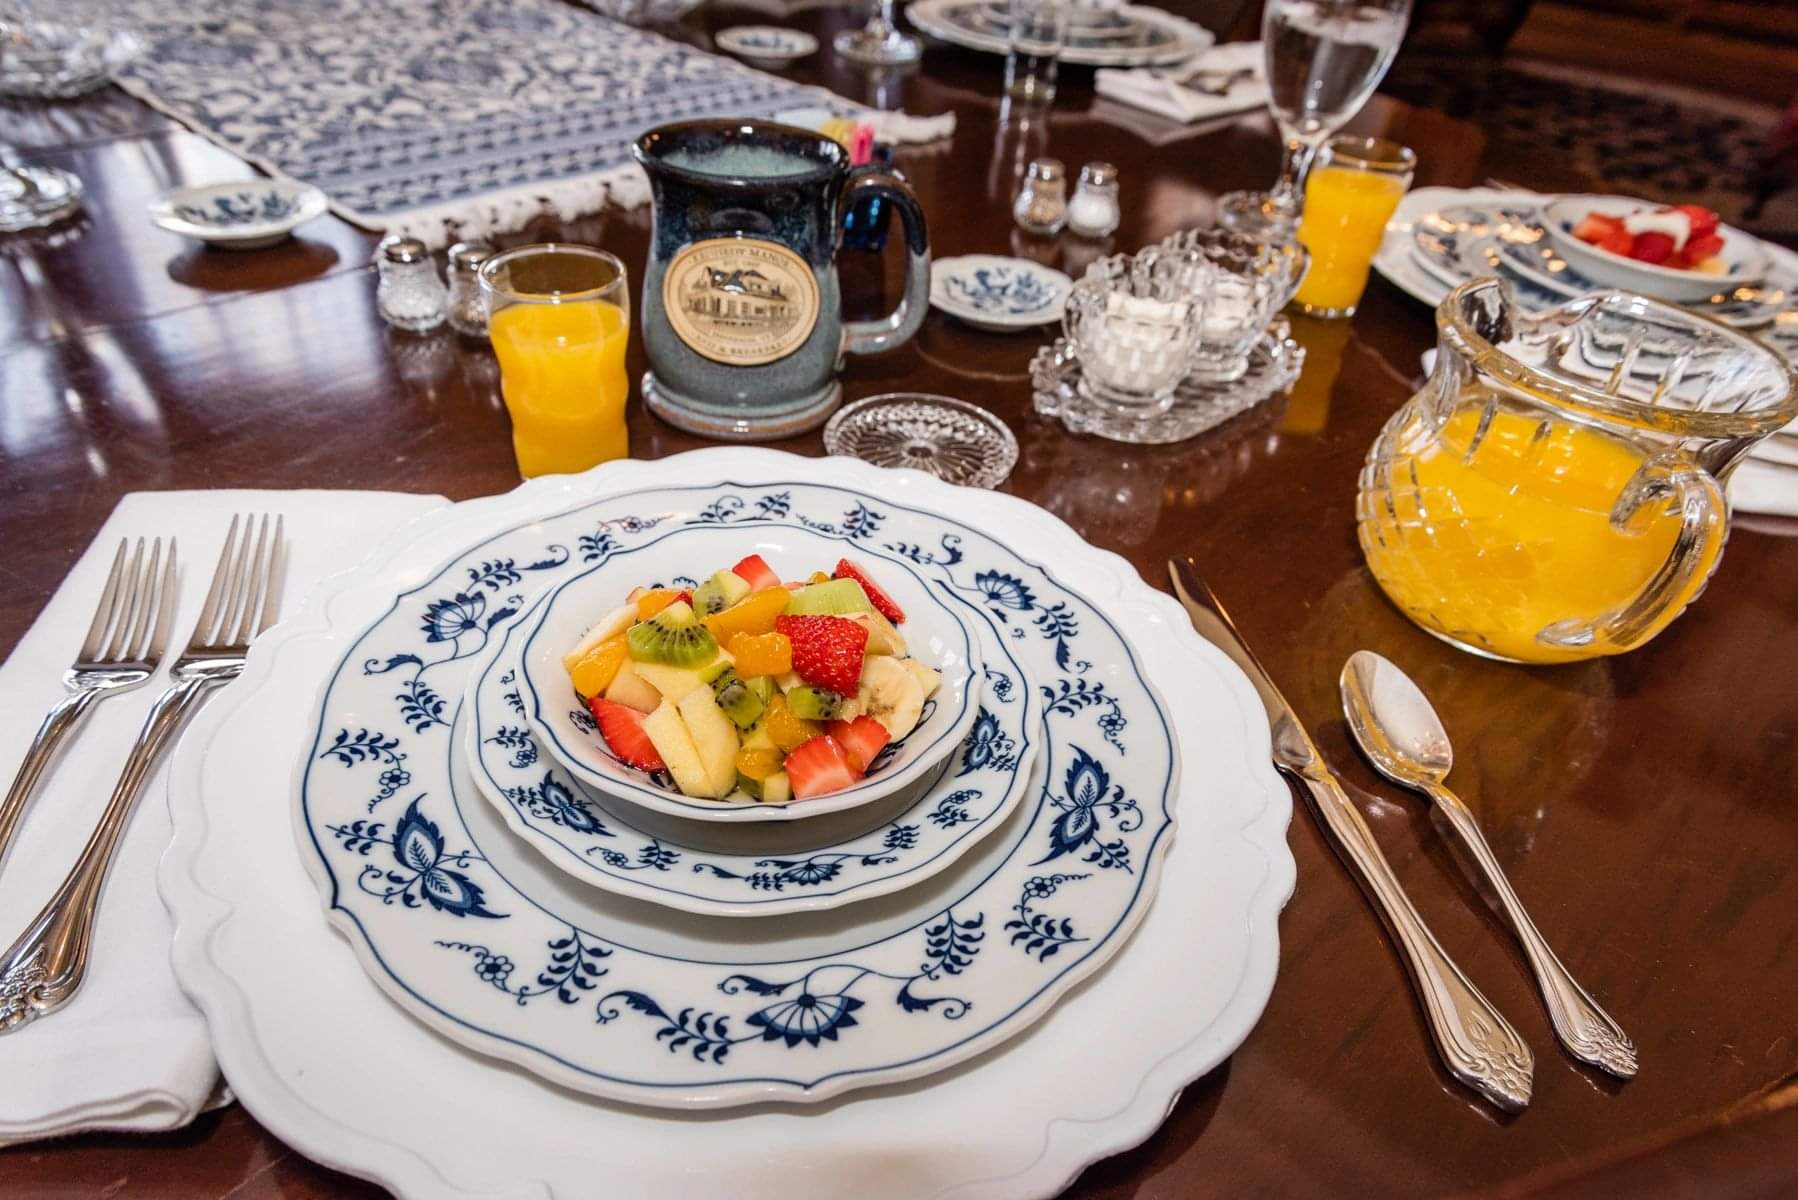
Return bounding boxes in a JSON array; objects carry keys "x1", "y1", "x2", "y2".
[
  {"x1": 1030, "y1": 319, "x2": 1305, "y2": 445},
  {"x1": 0, "y1": 164, "x2": 84, "y2": 233},
  {"x1": 833, "y1": 26, "x2": 922, "y2": 65},
  {"x1": 822, "y1": 393, "x2": 1018, "y2": 489}
]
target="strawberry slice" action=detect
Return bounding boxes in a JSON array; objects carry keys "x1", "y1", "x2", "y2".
[
  {"x1": 775, "y1": 614, "x2": 869, "y2": 695},
  {"x1": 1629, "y1": 232, "x2": 1675, "y2": 265},
  {"x1": 785, "y1": 735, "x2": 862, "y2": 799},
  {"x1": 731, "y1": 553, "x2": 782, "y2": 593},
  {"x1": 1674, "y1": 203, "x2": 1720, "y2": 238},
  {"x1": 1683, "y1": 232, "x2": 1724, "y2": 266},
  {"x1": 833, "y1": 559, "x2": 906, "y2": 624},
  {"x1": 1598, "y1": 227, "x2": 1634, "y2": 256},
  {"x1": 589, "y1": 697, "x2": 666, "y2": 772},
  {"x1": 826, "y1": 715, "x2": 891, "y2": 773},
  {"x1": 1573, "y1": 213, "x2": 1623, "y2": 244}
]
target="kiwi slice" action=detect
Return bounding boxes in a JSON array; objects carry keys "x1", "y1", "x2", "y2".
[
  {"x1": 784, "y1": 578, "x2": 872, "y2": 616},
  {"x1": 703, "y1": 662, "x2": 766, "y2": 729},
  {"x1": 786, "y1": 684, "x2": 847, "y2": 721},
  {"x1": 625, "y1": 601, "x2": 718, "y2": 667},
  {"x1": 692, "y1": 569, "x2": 752, "y2": 616},
  {"x1": 745, "y1": 676, "x2": 774, "y2": 705}
]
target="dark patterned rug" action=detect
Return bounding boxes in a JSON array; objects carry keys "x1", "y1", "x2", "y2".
[{"x1": 1383, "y1": 58, "x2": 1796, "y2": 237}]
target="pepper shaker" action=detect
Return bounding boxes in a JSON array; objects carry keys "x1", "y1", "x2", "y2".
[
  {"x1": 445, "y1": 241, "x2": 495, "y2": 337},
  {"x1": 1068, "y1": 162, "x2": 1120, "y2": 239},
  {"x1": 375, "y1": 234, "x2": 448, "y2": 333},
  {"x1": 1013, "y1": 157, "x2": 1068, "y2": 236}
]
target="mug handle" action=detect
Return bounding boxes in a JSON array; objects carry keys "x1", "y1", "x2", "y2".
[
  {"x1": 1539, "y1": 455, "x2": 1727, "y2": 654},
  {"x1": 839, "y1": 168, "x2": 930, "y2": 356}
]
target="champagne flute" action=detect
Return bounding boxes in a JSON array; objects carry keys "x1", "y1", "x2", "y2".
[
  {"x1": 1217, "y1": 0, "x2": 1412, "y2": 238},
  {"x1": 834, "y1": 0, "x2": 922, "y2": 66}
]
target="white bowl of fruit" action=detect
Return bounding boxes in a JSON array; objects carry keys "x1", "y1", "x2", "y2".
[
  {"x1": 1543, "y1": 195, "x2": 1767, "y2": 302},
  {"x1": 517, "y1": 529, "x2": 985, "y2": 823}
]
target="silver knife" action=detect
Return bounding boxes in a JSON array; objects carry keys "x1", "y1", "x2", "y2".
[{"x1": 1167, "y1": 559, "x2": 1533, "y2": 1111}]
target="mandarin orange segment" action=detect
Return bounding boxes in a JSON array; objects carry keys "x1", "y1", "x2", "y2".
[
  {"x1": 735, "y1": 746, "x2": 784, "y2": 782},
  {"x1": 569, "y1": 636, "x2": 628, "y2": 698},
  {"x1": 762, "y1": 692, "x2": 819, "y2": 752},
  {"x1": 807, "y1": 570, "x2": 831, "y2": 585},
  {"x1": 634, "y1": 588, "x2": 682, "y2": 620},
  {"x1": 726, "y1": 631, "x2": 793, "y2": 678},
  {"x1": 702, "y1": 587, "x2": 791, "y2": 642}
]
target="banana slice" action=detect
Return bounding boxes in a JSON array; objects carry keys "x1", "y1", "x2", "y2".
[
  {"x1": 901, "y1": 659, "x2": 940, "y2": 699},
  {"x1": 857, "y1": 656, "x2": 926, "y2": 741}
]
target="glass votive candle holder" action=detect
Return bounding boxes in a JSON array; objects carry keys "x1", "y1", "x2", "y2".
[
  {"x1": 1063, "y1": 248, "x2": 1212, "y2": 415},
  {"x1": 1159, "y1": 227, "x2": 1310, "y2": 382}
]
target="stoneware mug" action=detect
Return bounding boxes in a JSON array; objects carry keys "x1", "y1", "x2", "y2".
[{"x1": 634, "y1": 119, "x2": 930, "y2": 439}]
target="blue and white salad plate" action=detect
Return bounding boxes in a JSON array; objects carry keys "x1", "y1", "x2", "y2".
[
  {"x1": 149, "y1": 179, "x2": 328, "y2": 249},
  {"x1": 517, "y1": 523, "x2": 985, "y2": 823},
  {"x1": 930, "y1": 255, "x2": 1074, "y2": 331},
  {"x1": 715, "y1": 25, "x2": 818, "y2": 63},
  {"x1": 297, "y1": 474, "x2": 1178, "y2": 1107},
  {"x1": 165, "y1": 450, "x2": 1293, "y2": 1198},
  {"x1": 468, "y1": 589, "x2": 1037, "y2": 916}
]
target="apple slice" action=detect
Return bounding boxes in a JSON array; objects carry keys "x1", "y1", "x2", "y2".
[
  {"x1": 562, "y1": 603, "x2": 639, "y2": 673},
  {"x1": 677, "y1": 687, "x2": 741, "y2": 798},
  {"x1": 603, "y1": 659, "x2": 661, "y2": 713},
  {"x1": 632, "y1": 647, "x2": 733, "y2": 705},
  {"x1": 641, "y1": 700, "x2": 711, "y2": 797}
]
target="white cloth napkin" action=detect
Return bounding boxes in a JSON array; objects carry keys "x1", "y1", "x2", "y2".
[
  {"x1": 1418, "y1": 348, "x2": 1798, "y2": 517},
  {"x1": 0, "y1": 488, "x2": 446, "y2": 1145},
  {"x1": 1093, "y1": 40, "x2": 1266, "y2": 125}
]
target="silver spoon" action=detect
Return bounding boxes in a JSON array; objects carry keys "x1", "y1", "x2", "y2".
[{"x1": 1340, "y1": 650, "x2": 1639, "y2": 1079}]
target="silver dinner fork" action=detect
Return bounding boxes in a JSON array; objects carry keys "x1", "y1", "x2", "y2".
[
  {"x1": 0, "y1": 514, "x2": 284, "y2": 1033},
  {"x1": 0, "y1": 538, "x2": 177, "y2": 878}
]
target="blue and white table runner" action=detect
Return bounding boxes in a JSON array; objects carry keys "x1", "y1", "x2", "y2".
[{"x1": 101, "y1": 0, "x2": 952, "y2": 244}]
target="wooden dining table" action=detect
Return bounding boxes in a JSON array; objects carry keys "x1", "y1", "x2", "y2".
[{"x1": 2, "y1": 2, "x2": 1796, "y2": 1195}]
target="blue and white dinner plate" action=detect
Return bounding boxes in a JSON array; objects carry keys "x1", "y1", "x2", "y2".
[
  {"x1": 298, "y1": 476, "x2": 1179, "y2": 1107},
  {"x1": 466, "y1": 589, "x2": 1038, "y2": 917},
  {"x1": 929, "y1": 255, "x2": 1073, "y2": 332}
]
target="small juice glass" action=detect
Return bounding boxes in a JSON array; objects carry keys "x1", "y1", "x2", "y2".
[
  {"x1": 1293, "y1": 137, "x2": 1415, "y2": 318},
  {"x1": 480, "y1": 244, "x2": 631, "y2": 478}
]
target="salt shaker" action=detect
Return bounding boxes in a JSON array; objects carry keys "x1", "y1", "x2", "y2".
[
  {"x1": 1067, "y1": 162, "x2": 1120, "y2": 239},
  {"x1": 445, "y1": 241, "x2": 495, "y2": 337},
  {"x1": 375, "y1": 234, "x2": 447, "y2": 333},
  {"x1": 1013, "y1": 158, "x2": 1068, "y2": 236}
]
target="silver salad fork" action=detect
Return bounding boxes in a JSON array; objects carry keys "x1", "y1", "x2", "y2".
[{"x1": 0, "y1": 514, "x2": 284, "y2": 1032}]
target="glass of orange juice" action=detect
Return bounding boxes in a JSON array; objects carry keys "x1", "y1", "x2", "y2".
[
  {"x1": 1293, "y1": 136, "x2": 1415, "y2": 318},
  {"x1": 479, "y1": 244, "x2": 631, "y2": 478}
]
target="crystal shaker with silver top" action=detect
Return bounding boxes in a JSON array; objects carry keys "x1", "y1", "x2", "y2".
[
  {"x1": 1013, "y1": 157, "x2": 1067, "y2": 236},
  {"x1": 445, "y1": 241, "x2": 494, "y2": 337},
  {"x1": 1067, "y1": 162, "x2": 1120, "y2": 238},
  {"x1": 375, "y1": 234, "x2": 447, "y2": 333}
]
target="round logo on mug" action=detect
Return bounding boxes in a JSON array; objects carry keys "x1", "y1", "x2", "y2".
[{"x1": 661, "y1": 237, "x2": 821, "y2": 366}]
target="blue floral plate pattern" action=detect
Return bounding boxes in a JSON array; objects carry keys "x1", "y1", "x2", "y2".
[
  {"x1": 929, "y1": 255, "x2": 1073, "y2": 331},
  {"x1": 467, "y1": 590, "x2": 1037, "y2": 917},
  {"x1": 298, "y1": 477, "x2": 1178, "y2": 1107}
]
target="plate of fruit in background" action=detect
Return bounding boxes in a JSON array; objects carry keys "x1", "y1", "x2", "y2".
[
  {"x1": 1542, "y1": 194, "x2": 1768, "y2": 302},
  {"x1": 519, "y1": 528, "x2": 985, "y2": 822}
]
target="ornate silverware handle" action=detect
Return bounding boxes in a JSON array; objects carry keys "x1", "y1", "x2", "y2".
[
  {"x1": 1292, "y1": 763, "x2": 1535, "y2": 1111},
  {"x1": 0, "y1": 688, "x2": 104, "y2": 868},
  {"x1": 0, "y1": 676, "x2": 216, "y2": 1033},
  {"x1": 1426, "y1": 783, "x2": 1638, "y2": 1078}
]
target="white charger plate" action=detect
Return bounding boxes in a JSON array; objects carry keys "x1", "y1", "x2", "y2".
[
  {"x1": 469, "y1": 591, "x2": 1038, "y2": 917},
  {"x1": 907, "y1": 0, "x2": 1211, "y2": 66},
  {"x1": 162, "y1": 449, "x2": 1294, "y2": 1198},
  {"x1": 519, "y1": 523, "x2": 984, "y2": 822}
]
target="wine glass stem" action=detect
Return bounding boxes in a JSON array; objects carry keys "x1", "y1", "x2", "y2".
[
  {"x1": 871, "y1": 0, "x2": 896, "y2": 35},
  {"x1": 1270, "y1": 133, "x2": 1319, "y2": 211}
]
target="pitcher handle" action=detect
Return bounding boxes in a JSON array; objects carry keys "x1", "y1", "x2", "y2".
[
  {"x1": 1540, "y1": 456, "x2": 1727, "y2": 655},
  {"x1": 839, "y1": 168, "x2": 930, "y2": 356}
]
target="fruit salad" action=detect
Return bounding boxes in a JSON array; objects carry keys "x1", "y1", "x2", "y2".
[
  {"x1": 562, "y1": 555, "x2": 943, "y2": 805},
  {"x1": 1571, "y1": 203, "x2": 1727, "y2": 273}
]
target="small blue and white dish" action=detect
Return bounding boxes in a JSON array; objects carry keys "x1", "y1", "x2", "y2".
[
  {"x1": 149, "y1": 179, "x2": 328, "y2": 250},
  {"x1": 715, "y1": 25, "x2": 819, "y2": 64},
  {"x1": 930, "y1": 254, "x2": 1073, "y2": 332},
  {"x1": 1541, "y1": 194, "x2": 1768, "y2": 303}
]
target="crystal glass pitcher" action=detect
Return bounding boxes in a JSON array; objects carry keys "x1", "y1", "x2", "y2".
[{"x1": 1358, "y1": 278, "x2": 1797, "y2": 664}]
